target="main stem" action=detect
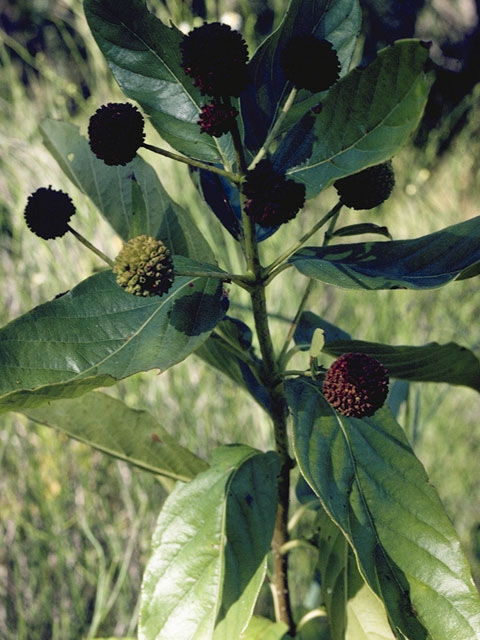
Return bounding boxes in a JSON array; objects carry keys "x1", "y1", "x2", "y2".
[{"x1": 229, "y1": 113, "x2": 295, "y2": 633}]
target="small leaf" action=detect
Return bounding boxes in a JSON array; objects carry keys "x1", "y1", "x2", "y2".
[
  {"x1": 310, "y1": 329, "x2": 325, "y2": 359},
  {"x1": 289, "y1": 216, "x2": 480, "y2": 290},
  {"x1": 84, "y1": 0, "x2": 233, "y2": 163},
  {"x1": 241, "y1": 0, "x2": 362, "y2": 152},
  {"x1": 330, "y1": 223, "x2": 393, "y2": 240},
  {"x1": 239, "y1": 615, "x2": 289, "y2": 639},
  {"x1": 276, "y1": 40, "x2": 431, "y2": 198},
  {"x1": 22, "y1": 392, "x2": 207, "y2": 481},
  {"x1": 40, "y1": 119, "x2": 214, "y2": 262},
  {"x1": 287, "y1": 377, "x2": 480, "y2": 640},
  {"x1": 0, "y1": 271, "x2": 225, "y2": 413},
  {"x1": 139, "y1": 445, "x2": 280, "y2": 640}
]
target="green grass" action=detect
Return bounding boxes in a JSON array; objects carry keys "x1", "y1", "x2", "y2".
[{"x1": 1, "y1": 1, "x2": 480, "y2": 637}]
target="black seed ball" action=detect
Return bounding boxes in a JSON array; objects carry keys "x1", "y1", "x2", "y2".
[
  {"x1": 113, "y1": 235, "x2": 174, "y2": 297},
  {"x1": 88, "y1": 103, "x2": 145, "y2": 166},
  {"x1": 180, "y1": 22, "x2": 249, "y2": 97},
  {"x1": 24, "y1": 186, "x2": 75, "y2": 240},
  {"x1": 242, "y1": 159, "x2": 306, "y2": 227},
  {"x1": 198, "y1": 101, "x2": 238, "y2": 137},
  {"x1": 334, "y1": 162, "x2": 395, "y2": 210},
  {"x1": 281, "y1": 35, "x2": 340, "y2": 92},
  {"x1": 322, "y1": 352, "x2": 389, "y2": 418}
]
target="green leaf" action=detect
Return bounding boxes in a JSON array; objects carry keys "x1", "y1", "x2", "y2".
[
  {"x1": 277, "y1": 40, "x2": 431, "y2": 198},
  {"x1": 289, "y1": 215, "x2": 480, "y2": 290},
  {"x1": 22, "y1": 391, "x2": 207, "y2": 481},
  {"x1": 242, "y1": 0, "x2": 362, "y2": 151},
  {"x1": 139, "y1": 445, "x2": 280, "y2": 640},
  {"x1": 324, "y1": 339, "x2": 480, "y2": 392},
  {"x1": 40, "y1": 119, "x2": 214, "y2": 262},
  {"x1": 83, "y1": 0, "x2": 232, "y2": 163},
  {"x1": 287, "y1": 377, "x2": 480, "y2": 640},
  {"x1": 239, "y1": 616, "x2": 289, "y2": 639},
  {"x1": 0, "y1": 270, "x2": 225, "y2": 413},
  {"x1": 316, "y1": 508, "x2": 396, "y2": 640},
  {"x1": 194, "y1": 317, "x2": 270, "y2": 411}
]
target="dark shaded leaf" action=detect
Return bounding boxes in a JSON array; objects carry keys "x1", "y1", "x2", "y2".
[
  {"x1": 139, "y1": 445, "x2": 280, "y2": 640},
  {"x1": 330, "y1": 223, "x2": 392, "y2": 240},
  {"x1": 293, "y1": 310, "x2": 351, "y2": 349},
  {"x1": 0, "y1": 270, "x2": 225, "y2": 413},
  {"x1": 23, "y1": 392, "x2": 207, "y2": 481},
  {"x1": 84, "y1": 0, "x2": 234, "y2": 163},
  {"x1": 287, "y1": 377, "x2": 480, "y2": 640},
  {"x1": 242, "y1": 0, "x2": 361, "y2": 152},
  {"x1": 289, "y1": 216, "x2": 480, "y2": 290},
  {"x1": 277, "y1": 40, "x2": 431, "y2": 199}
]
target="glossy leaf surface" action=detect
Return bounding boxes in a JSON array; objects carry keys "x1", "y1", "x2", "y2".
[
  {"x1": 289, "y1": 216, "x2": 480, "y2": 290},
  {"x1": 40, "y1": 119, "x2": 214, "y2": 261},
  {"x1": 139, "y1": 445, "x2": 280, "y2": 640},
  {"x1": 0, "y1": 270, "x2": 225, "y2": 413},
  {"x1": 242, "y1": 0, "x2": 362, "y2": 151},
  {"x1": 239, "y1": 616, "x2": 289, "y2": 639},
  {"x1": 84, "y1": 0, "x2": 233, "y2": 163},
  {"x1": 276, "y1": 40, "x2": 431, "y2": 198},
  {"x1": 316, "y1": 508, "x2": 396, "y2": 640},
  {"x1": 287, "y1": 377, "x2": 480, "y2": 639},
  {"x1": 23, "y1": 391, "x2": 207, "y2": 481}
]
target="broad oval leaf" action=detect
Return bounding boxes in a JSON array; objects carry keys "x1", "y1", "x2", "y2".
[
  {"x1": 0, "y1": 270, "x2": 225, "y2": 413},
  {"x1": 83, "y1": 0, "x2": 233, "y2": 163},
  {"x1": 316, "y1": 507, "x2": 396, "y2": 640},
  {"x1": 277, "y1": 40, "x2": 431, "y2": 198},
  {"x1": 287, "y1": 377, "x2": 480, "y2": 640},
  {"x1": 289, "y1": 215, "x2": 480, "y2": 290},
  {"x1": 22, "y1": 391, "x2": 207, "y2": 481},
  {"x1": 139, "y1": 445, "x2": 280, "y2": 640},
  {"x1": 241, "y1": 0, "x2": 361, "y2": 152},
  {"x1": 40, "y1": 119, "x2": 214, "y2": 262}
]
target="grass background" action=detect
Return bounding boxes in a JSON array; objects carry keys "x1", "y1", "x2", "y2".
[{"x1": 1, "y1": 1, "x2": 480, "y2": 638}]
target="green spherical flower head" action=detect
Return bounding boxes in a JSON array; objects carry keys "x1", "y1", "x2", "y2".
[
  {"x1": 243, "y1": 159, "x2": 306, "y2": 227},
  {"x1": 281, "y1": 35, "x2": 340, "y2": 92},
  {"x1": 24, "y1": 186, "x2": 75, "y2": 239},
  {"x1": 322, "y1": 352, "x2": 389, "y2": 418},
  {"x1": 88, "y1": 103, "x2": 145, "y2": 166},
  {"x1": 334, "y1": 162, "x2": 395, "y2": 210},
  {"x1": 180, "y1": 22, "x2": 249, "y2": 96},
  {"x1": 113, "y1": 235, "x2": 174, "y2": 297},
  {"x1": 198, "y1": 101, "x2": 238, "y2": 137}
]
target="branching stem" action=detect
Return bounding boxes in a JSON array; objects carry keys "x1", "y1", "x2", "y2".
[{"x1": 142, "y1": 142, "x2": 241, "y2": 183}]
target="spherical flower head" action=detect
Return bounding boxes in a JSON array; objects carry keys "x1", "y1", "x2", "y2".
[
  {"x1": 88, "y1": 103, "x2": 145, "y2": 166},
  {"x1": 198, "y1": 101, "x2": 238, "y2": 137},
  {"x1": 281, "y1": 35, "x2": 340, "y2": 92},
  {"x1": 334, "y1": 162, "x2": 395, "y2": 210},
  {"x1": 323, "y1": 352, "x2": 389, "y2": 418},
  {"x1": 113, "y1": 235, "x2": 174, "y2": 297},
  {"x1": 180, "y1": 22, "x2": 249, "y2": 96},
  {"x1": 24, "y1": 186, "x2": 75, "y2": 240},
  {"x1": 242, "y1": 159, "x2": 306, "y2": 227}
]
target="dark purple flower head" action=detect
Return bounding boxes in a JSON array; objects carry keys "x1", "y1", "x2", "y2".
[
  {"x1": 180, "y1": 22, "x2": 249, "y2": 97},
  {"x1": 334, "y1": 162, "x2": 395, "y2": 210},
  {"x1": 242, "y1": 159, "x2": 305, "y2": 227},
  {"x1": 323, "y1": 352, "x2": 389, "y2": 418},
  {"x1": 24, "y1": 186, "x2": 75, "y2": 240},
  {"x1": 88, "y1": 103, "x2": 145, "y2": 166},
  {"x1": 281, "y1": 35, "x2": 340, "y2": 92},
  {"x1": 198, "y1": 101, "x2": 238, "y2": 137}
]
